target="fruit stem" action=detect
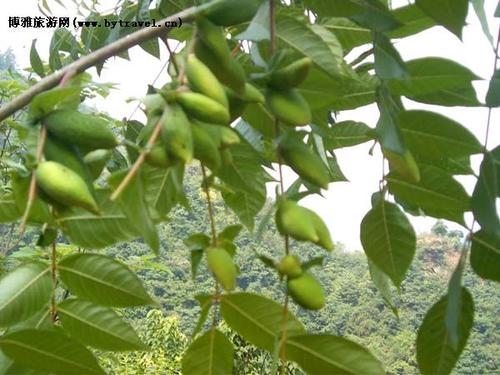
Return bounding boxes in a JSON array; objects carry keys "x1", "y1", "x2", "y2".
[
  {"x1": 110, "y1": 112, "x2": 165, "y2": 201},
  {"x1": 162, "y1": 37, "x2": 180, "y2": 77},
  {"x1": 50, "y1": 240, "x2": 57, "y2": 322},
  {"x1": 201, "y1": 164, "x2": 218, "y2": 245}
]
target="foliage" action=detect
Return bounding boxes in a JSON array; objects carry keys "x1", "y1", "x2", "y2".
[{"x1": 0, "y1": 0, "x2": 498, "y2": 374}]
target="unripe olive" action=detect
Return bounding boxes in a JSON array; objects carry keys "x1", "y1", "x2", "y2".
[
  {"x1": 288, "y1": 273, "x2": 325, "y2": 310},
  {"x1": 206, "y1": 247, "x2": 237, "y2": 291},
  {"x1": 278, "y1": 255, "x2": 303, "y2": 279}
]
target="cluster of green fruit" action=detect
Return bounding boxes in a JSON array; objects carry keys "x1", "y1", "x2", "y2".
[
  {"x1": 35, "y1": 110, "x2": 115, "y2": 214},
  {"x1": 275, "y1": 199, "x2": 331, "y2": 310}
]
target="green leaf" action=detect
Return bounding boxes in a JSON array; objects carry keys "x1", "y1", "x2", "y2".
[
  {"x1": 471, "y1": 0, "x2": 494, "y2": 46},
  {"x1": 373, "y1": 32, "x2": 408, "y2": 80},
  {"x1": 276, "y1": 15, "x2": 344, "y2": 77},
  {"x1": 389, "y1": 3, "x2": 436, "y2": 39},
  {"x1": 218, "y1": 225, "x2": 243, "y2": 241},
  {"x1": 29, "y1": 39, "x2": 45, "y2": 78},
  {"x1": 142, "y1": 163, "x2": 188, "y2": 217},
  {"x1": 323, "y1": 121, "x2": 374, "y2": 149},
  {"x1": 361, "y1": 198, "x2": 416, "y2": 287},
  {"x1": 182, "y1": 329, "x2": 233, "y2": 375},
  {"x1": 0, "y1": 195, "x2": 21, "y2": 223},
  {"x1": 471, "y1": 153, "x2": 500, "y2": 236},
  {"x1": 125, "y1": 120, "x2": 143, "y2": 163},
  {"x1": 416, "y1": 0, "x2": 468, "y2": 38},
  {"x1": 300, "y1": 68, "x2": 378, "y2": 111},
  {"x1": 408, "y1": 84, "x2": 481, "y2": 107},
  {"x1": 398, "y1": 110, "x2": 483, "y2": 159},
  {"x1": 0, "y1": 329, "x2": 104, "y2": 375},
  {"x1": 0, "y1": 262, "x2": 51, "y2": 328},
  {"x1": 306, "y1": 0, "x2": 400, "y2": 32},
  {"x1": 416, "y1": 288, "x2": 474, "y2": 375},
  {"x1": 218, "y1": 144, "x2": 269, "y2": 230},
  {"x1": 415, "y1": 155, "x2": 473, "y2": 176},
  {"x1": 185, "y1": 233, "x2": 211, "y2": 278},
  {"x1": 236, "y1": 0, "x2": 270, "y2": 41},
  {"x1": 387, "y1": 165, "x2": 470, "y2": 225},
  {"x1": 57, "y1": 190, "x2": 140, "y2": 249},
  {"x1": 323, "y1": 4, "x2": 434, "y2": 51},
  {"x1": 389, "y1": 57, "x2": 479, "y2": 97},
  {"x1": 493, "y1": 146, "x2": 500, "y2": 196},
  {"x1": 285, "y1": 334, "x2": 385, "y2": 375},
  {"x1": 108, "y1": 170, "x2": 159, "y2": 254},
  {"x1": 368, "y1": 260, "x2": 398, "y2": 316},
  {"x1": 12, "y1": 174, "x2": 53, "y2": 225},
  {"x1": 445, "y1": 257, "x2": 466, "y2": 349},
  {"x1": 29, "y1": 86, "x2": 80, "y2": 120},
  {"x1": 139, "y1": 38, "x2": 160, "y2": 59},
  {"x1": 191, "y1": 294, "x2": 212, "y2": 339},
  {"x1": 349, "y1": 1, "x2": 401, "y2": 32},
  {"x1": 220, "y1": 293, "x2": 305, "y2": 352},
  {"x1": 57, "y1": 298, "x2": 146, "y2": 351},
  {"x1": 486, "y1": 69, "x2": 500, "y2": 107},
  {"x1": 58, "y1": 253, "x2": 153, "y2": 307},
  {"x1": 241, "y1": 103, "x2": 275, "y2": 139},
  {"x1": 470, "y1": 230, "x2": 500, "y2": 281}
]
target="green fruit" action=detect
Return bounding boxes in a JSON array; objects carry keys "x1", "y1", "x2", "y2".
[
  {"x1": 218, "y1": 127, "x2": 240, "y2": 147},
  {"x1": 35, "y1": 161, "x2": 99, "y2": 214},
  {"x1": 266, "y1": 88, "x2": 311, "y2": 126},
  {"x1": 194, "y1": 40, "x2": 246, "y2": 94},
  {"x1": 205, "y1": 0, "x2": 264, "y2": 26},
  {"x1": 145, "y1": 143, "x2": 171, "y2": 168},
  {"x1": 83, "y1": 149, "x2": 111, "y2": 179},
  {"x1": 384, "y1": 148, "x2": 421, "y2": 183},
  {"x1": 288, "y1": 273, "x2": 325, "y2": 310},
  {"x1": 279, "y1": 137, "x2": 330, "y2": 189},
  {"x1": 177, "y1": 92, "x2": 230, "y2": 125},
  {"x1": 199, "y1": 122, "x2": 240, "y2": 147},
  {"x1": 225, "y1": 83, "x2": 264, "y2": 121},
  {"x1": 44, "y1": 136, "x2": 93, "y2": 188},
  {"x1": 43, "y1": 110, "x2": 118, "y2": 150},
  {"x1": 186, "y1": 54, "x2": 228, "y2": 108},
  {"x1": 226, "y1": 83, "x2": 265, "y2": 103},
  {"x1": 142, "y1": 93, "x2": 167, "y2": 117},
  {"x1": 192, "y1": 124, "x2": 222, "y2": 171},
  {"x1": 206, "y1": 247, "x2": 237, "y2": 291},
  {"x1": 241, "y1": 83, "x2": 265, "y2": 103},
  {"x1": 161, "y1": 103, "x2": 193, "y2": 163},
  {"x1": 195, "y1": 18, "x2": 231, "y2": 65},
  {"x1": 276, "y1": 200, "x2": 319, "y2": 243},
  {"x1": 308, "y1": 210, "x2": 334, "y2": 251},
  {"x1": 270, "y1": 57, "x2": 313, "y2": 89},
  {"x1": 278, "y1": 255, "x2": 303, "y2": 279}
]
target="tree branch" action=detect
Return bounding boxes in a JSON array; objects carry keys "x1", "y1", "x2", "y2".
[{"x1": 0, "y1": 6, "x2": 205, "y2": 122}]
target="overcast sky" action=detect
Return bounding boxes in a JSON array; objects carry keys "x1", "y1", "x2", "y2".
[{"x1": 1, "y1": 0, "x2": 499, "y2": 249}]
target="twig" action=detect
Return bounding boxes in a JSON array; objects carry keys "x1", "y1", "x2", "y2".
[
  {"x1": 231, "y1": 41, "x2": 242, "y2": 57},
  {"x1": 201, "y1": 164, "x2": 217, "y2": 245},
  {"x1": 110, "y1": 113, "x2": 164, "y2": 201},
  {"x1": 0, "y1": 6, "x2": 205, "y2": 122},
  {"x1": 50, "y1": 241, "x2": 57, "y2": 322}
]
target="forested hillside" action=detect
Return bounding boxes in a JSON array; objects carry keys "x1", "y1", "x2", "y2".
[{"x1": 89, "y1": 168, "x2": 497, "y2": 375}]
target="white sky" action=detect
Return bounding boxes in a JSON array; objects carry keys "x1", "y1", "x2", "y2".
[{"x1": 1, "y1": 0, "x2": 499, "y2": 249}]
